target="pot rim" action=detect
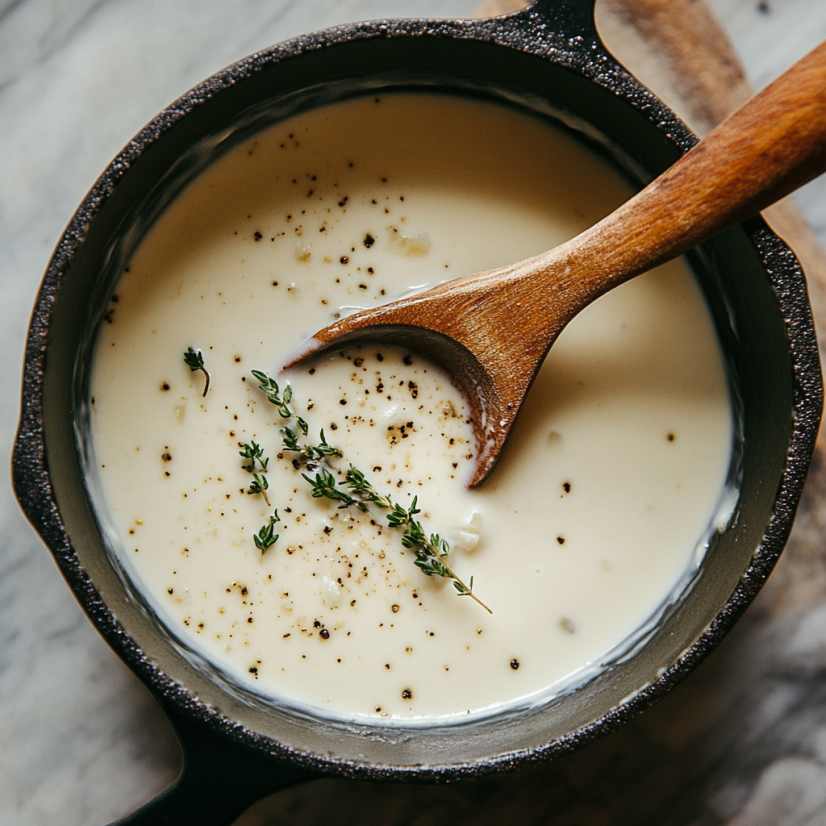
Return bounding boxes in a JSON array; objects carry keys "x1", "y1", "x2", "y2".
[{"x1": 11, "y1": 3, "x2": 823, "y2": 781}]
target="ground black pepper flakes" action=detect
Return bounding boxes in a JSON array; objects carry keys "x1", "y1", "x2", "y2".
[{"x1": 510, "y1": 658, "x2": 520, "y2": 670}]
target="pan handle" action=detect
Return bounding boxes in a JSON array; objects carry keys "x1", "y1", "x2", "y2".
[{"x1": 108, "y1": 709, "x2": 314, "y2": 826}]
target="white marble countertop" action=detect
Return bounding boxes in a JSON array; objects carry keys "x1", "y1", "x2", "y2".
[{"x1": 2, "y1": 2, "x2": 826, "y2": 824}]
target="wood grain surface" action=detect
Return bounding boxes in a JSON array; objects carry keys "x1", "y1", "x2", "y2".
[{"x1": 236, "y1": 2, "x2": 826, "y2": 823}]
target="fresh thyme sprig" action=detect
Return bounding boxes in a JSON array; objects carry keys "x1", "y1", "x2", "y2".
[
  {"x1": 282, "y1": 419, "x2": 309, "y2": 449},
  {"x1": 239, "y1": 440, "x2": 269, "y2": 473},
  {"x1": 284, "y1": 426, "x2": 342, "y2": 463},
  {"x1": 250, "y1": 369, "x2": 341, "y2": 463},
  {"x1": 248, "y1": 368, "x2": 489, "y2": 612},
  {"x1": 302, "y1": 464, "x2": 491, "y2": 613},
  {"x1": 302, "y1": 467, "x2": 360, "y2": 509},
  {"x1": 388, "y1": 497, "x2": 484, "y2": 608},
  {"x1": 183, "y1": 347, "x2": 210, "y2": 397},
  {"x1": 251, "y1": 369, "x2": 300, "y2": 421},
  {"x1": 253, "y1": 509, "x2": 280, "y2": 553},
  {"x1": 239, "y1": 439, "x2": 272, "y2": 505},
  {"x1": 247, "y1": 472, "x2": 271, "y2": 506},
  {"x1": 344, "y1": 466, "x2": 394, "y2": 510}
]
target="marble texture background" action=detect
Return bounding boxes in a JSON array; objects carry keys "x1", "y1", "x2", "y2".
[{"x1": 2, "y1": 1, "x2": 826, "y2": 824}]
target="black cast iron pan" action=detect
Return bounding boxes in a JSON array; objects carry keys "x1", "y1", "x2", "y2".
[{"x1": 11, "y1": 0, "x2": 823, "y2": 823}]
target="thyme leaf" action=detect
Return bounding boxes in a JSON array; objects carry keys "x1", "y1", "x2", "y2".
[
  {"x1": 183, "y1": 347, "x2": 210, "y2": 397},
  {"x1": 251, "y1": 369, "x2": 293, "y2": 418},
  {"x1": 301, "y1": 467, "x2": 361, "y2": 510},
  {"x1": 253, "y1": 509, "x2": 281, "y2": 553},
  {"x1": 247, "y1": 472, "x2": 271, "y2": 506},
  {"x1": 239, "y1": 439, "x2": 271, "y2": 505},
  {"x1": 238, "y1": 440, "x2": 268, "y2": 473}
]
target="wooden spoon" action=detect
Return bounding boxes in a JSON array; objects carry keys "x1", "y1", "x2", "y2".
[{"x1": 289, "y1": 42, "x2": 826, "y2": 487}]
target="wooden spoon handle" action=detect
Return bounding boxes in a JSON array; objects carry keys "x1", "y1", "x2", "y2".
[{"x1": 561, "y1": 40, "x2": 826, "y2": 299}]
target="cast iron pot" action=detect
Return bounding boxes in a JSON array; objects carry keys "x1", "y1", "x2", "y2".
[{"x1": 12, "y1": 1, "x2": 823, "y2": 823}]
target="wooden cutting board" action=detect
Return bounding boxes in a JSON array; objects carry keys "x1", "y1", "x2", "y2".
[{"x1": 243, "y1": 3, "x2": 826, "y2": 823}]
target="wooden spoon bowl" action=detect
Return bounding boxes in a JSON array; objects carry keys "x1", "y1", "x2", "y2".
[{"x1": 290, "y1": 42, "x2": 826, "y2": 486}]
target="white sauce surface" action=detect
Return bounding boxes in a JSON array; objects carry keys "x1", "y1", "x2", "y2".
[{"x1": 90, "y1": 94, "x2": 732, "y2": 721}]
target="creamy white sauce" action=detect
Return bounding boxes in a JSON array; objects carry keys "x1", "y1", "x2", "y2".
[{"x1": 89, "y1": 94, "x2": 733, "y2": 722}]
